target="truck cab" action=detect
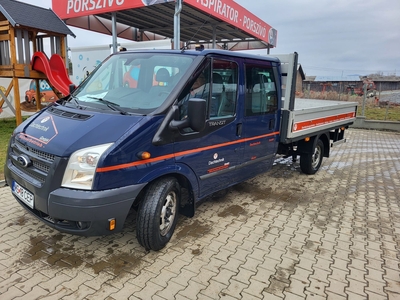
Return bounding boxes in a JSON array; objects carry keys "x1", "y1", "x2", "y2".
[{"x1": 5, "y1": 50, "x2": 292, "y2": 250}]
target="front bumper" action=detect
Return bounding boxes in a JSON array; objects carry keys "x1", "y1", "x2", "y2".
[
  {"x1": 14, "y1": 183, "x2": 145, "y2": 236},
  {"x1": 6, "y1": 159, "x2": 146, "y2": 236}
]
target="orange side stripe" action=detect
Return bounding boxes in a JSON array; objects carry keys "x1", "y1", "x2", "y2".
[
  {"x1": 96, "y1": 131, "x2": 280, "y2": 173},
  {"x1": 293, "y1": 112, "x2": 355, "y2": 132}
]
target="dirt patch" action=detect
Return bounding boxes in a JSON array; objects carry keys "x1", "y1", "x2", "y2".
[{"x1": 175, "y1": 219, "x2": 211, "y2": 239}]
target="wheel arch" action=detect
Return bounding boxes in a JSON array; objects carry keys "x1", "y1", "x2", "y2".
[
  {"x1": 134, "y1": 163, "x2": 199, "y2": 218},
  {"x1": 297, "y1": 132, "x2": 330, "y2": 157},
  {"x1": 319, "y1": 133, "x2": 330, "y2": 158}
]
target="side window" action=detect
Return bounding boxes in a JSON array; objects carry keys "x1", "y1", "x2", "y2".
[
  {"x1": 177, "y1": 65, "x2": 211, "y2": 121},
  {"x1": 210, "y1": 60, "x2": 238, "y2": 118},
  {"x1": 245, "y1": 65, "x2": 277, "y2": 116}
]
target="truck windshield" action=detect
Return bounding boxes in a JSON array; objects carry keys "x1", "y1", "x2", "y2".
[{"x1": 72, "y1": 52, "x2": 194, "y2": 114}]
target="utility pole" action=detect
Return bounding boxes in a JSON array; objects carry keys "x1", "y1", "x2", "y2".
[{"x1": 361, "y1": 83, "x2": 367, "y2": 116}]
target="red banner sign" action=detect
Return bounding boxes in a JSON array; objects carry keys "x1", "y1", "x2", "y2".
[
  {"x1": 52, "y1": 0, "x2": 276, "y2": 46},
  {"x1": 52, "y1": 0, "x2": 175, "y2": 19},
  {"x1": 184, "y1": 0, "x2": 276, "y2": 46}
]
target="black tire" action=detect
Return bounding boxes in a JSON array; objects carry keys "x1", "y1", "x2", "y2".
[
  {"x1": 137, "y1": 177, "x2": 180, "y2": 251},
  {"x1": 300, "y1": 139, "x2": 324, "y2": 175}
]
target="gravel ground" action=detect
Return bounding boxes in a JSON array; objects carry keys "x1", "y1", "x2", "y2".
[{"x1": 379, "y1": 90, "x2": 400, "y2": 104}]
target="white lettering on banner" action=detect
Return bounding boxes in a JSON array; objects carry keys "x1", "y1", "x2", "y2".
[
  {"x1": 196, "y1": 0, "x2": 238, "y2": 23},
  {"x1": 67, "y1": 0, "x2": 125, "y2": 14},
  {"x1": 243, "y1": 15, "x2": 266, "y2": 38}
]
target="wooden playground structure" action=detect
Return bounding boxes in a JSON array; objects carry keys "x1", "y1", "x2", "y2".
[{"x1": 0, "y1": 1, "x2": 74, "y2": 125}]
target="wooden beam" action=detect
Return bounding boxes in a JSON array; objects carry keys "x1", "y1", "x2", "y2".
[
  {"x1": 60, "y1": 36, "x2": 66, "y2": 61},
  {"x1": 0, "y1": 33, "x2": 10, "y2": 41},
  {"x1": 12, "y1": 77, "x2": 22, "y2": 125},
  {"x1": 5, "y1": 80, "x2": 13, "y2": 96},
  {"x1": 0, "y1": 80, "x2": 14, "y2": 110},
  {"x1": 16, "y1": 70, "x2": 47, "y2": 79},
  {"x1": 0, "y1": 70, "x2": 14, "y2": 77},
  {"x1": 9, "y1": 27, "x2": 17, "y2": 69},
  {"x1": 32, "y1": 31, "x2": 37, "y2": 53},
  {"x1": 0, "y1": 69, "x2": 47, "y2": 79},
  {"x1": 35, "y1": 79, "x2": 41, "y2": 111}
]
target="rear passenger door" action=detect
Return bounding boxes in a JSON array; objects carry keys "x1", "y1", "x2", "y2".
[{"x1": 239, "y1": 59, "x2": 280, "y2": 180}]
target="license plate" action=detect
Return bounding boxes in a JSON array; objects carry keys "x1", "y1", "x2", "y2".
[{"x1": 12, "y1": 181, "x2": 34, "y2": 209}]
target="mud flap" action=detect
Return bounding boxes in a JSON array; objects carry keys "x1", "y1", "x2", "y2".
[{"x1": 179, "y1": 187, "x2": 195, "y2": 218}]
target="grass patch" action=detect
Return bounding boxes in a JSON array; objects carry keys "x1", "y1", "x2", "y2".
[
  {"x1": 359, "y1": 105, "x2": 400, "y2": 121},
  {"x1": 302, "y1": 90, "x2": 400, "y2": 121},
  {"x1": 0, "y1": 118, "x2": 17, "y2": 181}
]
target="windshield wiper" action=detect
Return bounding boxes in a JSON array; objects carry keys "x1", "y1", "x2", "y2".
[
  {"x1": 66, "y1": 95, "x2": 82, "y2": 109},
  {"x1": 87, "y1": 96, "x2": 129, "y2": 115}
]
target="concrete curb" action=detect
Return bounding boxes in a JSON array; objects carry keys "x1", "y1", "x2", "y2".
[
  {"x1": 350, "y1": 116, "x2": 400, "y2": 132},
  {"x1": 0, "y1": 180, "x2": 6, "y2": 188}
]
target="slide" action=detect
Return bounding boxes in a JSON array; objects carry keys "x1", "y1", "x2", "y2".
[{"x1": 31, "y1": 52, "x2": 74, "y2": 96}]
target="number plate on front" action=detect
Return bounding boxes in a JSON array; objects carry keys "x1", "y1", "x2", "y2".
[{"x1": 12, "y1": 181, "x2": 34, "y2": 209}]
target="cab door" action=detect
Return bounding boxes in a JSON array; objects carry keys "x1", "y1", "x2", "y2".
[
  {"x1": 238, "y1": 60, "x2": 280, "y2": 181},
  {"x1": 173, "y1": 57, "x2": 244, "y2": 199}
]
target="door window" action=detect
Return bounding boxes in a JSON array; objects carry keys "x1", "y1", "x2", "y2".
[
  {"x1": 177, "y1": 59, "x2": 239, "y2": 122},
  {"x1": 210, "y1": 60, "x2": 238, "y2": 118},
  {"x1": 245, "y1": 66, "x2": 277, "y2": 116}
]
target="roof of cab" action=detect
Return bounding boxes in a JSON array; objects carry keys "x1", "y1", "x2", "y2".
[{"x1": 118, "y1": 49, "x2": 281, "y2": 64}]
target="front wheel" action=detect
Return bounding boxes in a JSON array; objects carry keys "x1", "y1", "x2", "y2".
[
  {"x1": 137, "y1": 177, "x2": 180, "y2": 251},
  {"x1": 300, "y1": 139, "x2": 324, "y2": 175}
]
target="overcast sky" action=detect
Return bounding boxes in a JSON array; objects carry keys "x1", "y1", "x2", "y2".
[{"x1": 18, "y1": 0, "x2": 400, "y2": 77}]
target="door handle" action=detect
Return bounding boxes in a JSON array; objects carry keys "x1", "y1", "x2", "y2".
[
  {"x1": 236, "y1": 123, "x2": 242, "y2": 137},
  {"x1": 269, "y1": 118, "x2": 275, "y2": 130}
]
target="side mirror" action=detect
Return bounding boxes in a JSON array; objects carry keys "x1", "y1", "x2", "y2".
[
  {"x1": 169, "y1": 98, "x2": 206, "y2": 132},
  {"x1": 187, "y1": 98, "x2": 206, "y2": 132},
  {"x1": 69, "y1": 83, "x2": 76, "y2": 94}
]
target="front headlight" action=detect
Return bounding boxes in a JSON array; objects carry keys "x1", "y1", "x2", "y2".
[{"x1": 62, "y1": 143, "x2": 113, "y2": 190}]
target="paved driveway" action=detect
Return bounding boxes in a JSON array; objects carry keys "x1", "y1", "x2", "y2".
[{"x1": 0, "y1": 128, "x2": 399, "y2": 299}]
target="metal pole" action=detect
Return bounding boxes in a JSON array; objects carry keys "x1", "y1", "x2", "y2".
[
  {"x1": 212, "y1": 25, "x2": 216, "y2": 49},
  {"x1": 174, "y1": 0, "x2": 183, "y2": 50},
  {"x1": 361, "y1": 83, "x2": 367, "y2": 116},
  {"x1": 111, "y1": 12, "x2": 117, "y2": 53}
]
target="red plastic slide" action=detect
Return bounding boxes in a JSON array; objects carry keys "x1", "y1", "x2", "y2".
[{"x1": 31, "y1": 52, "x2": 74, "y2": 96}]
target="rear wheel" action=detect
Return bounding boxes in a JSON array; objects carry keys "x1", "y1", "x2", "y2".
[
  {"x1": 137, "y1": 177, "x2": 180, "y2": 251},
  {"x1": 300, "y1": 139, "x2": 324, "y2": 174}
]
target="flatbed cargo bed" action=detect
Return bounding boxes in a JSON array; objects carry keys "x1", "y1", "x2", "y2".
[
  {"x1": 280, "y1": 98, "x2": 357, "y2": 143},
  {"x1": 288, "y1": 98, "x2": 357, "y2": 139},
  {"x1": 271, "y1": 53, "x2": 358, "y2": 144}
]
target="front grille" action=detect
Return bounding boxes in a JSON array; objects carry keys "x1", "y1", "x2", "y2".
[
  {"x1": 15, "y1": 140, "x2": 55, "y2": 162},
  {"x1": 33, "y1": 161, "x2": 50, "y2": 173},
  {"x1": 29, "y1": 147, "x2": 55, "y2": 161},
  {"x1": 10, "y1": 138, "x2": 57, "y2": 185}
]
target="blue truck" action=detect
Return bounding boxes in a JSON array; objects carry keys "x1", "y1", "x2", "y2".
[{"x1": 4, "y1": 50, "x2": 357, "y2": 250}]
